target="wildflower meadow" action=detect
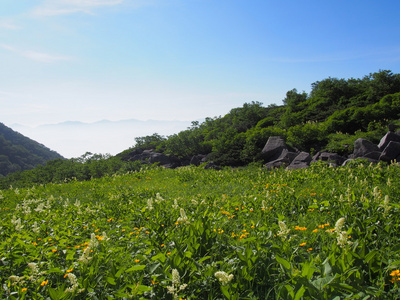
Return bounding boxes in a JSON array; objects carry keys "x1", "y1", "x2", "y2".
[{"x1": 1, "y1": 160, "x2": 400, "y2": 299}]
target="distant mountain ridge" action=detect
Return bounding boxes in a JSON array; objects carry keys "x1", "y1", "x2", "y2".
[
  {"x1": 0, "y1": 122, "x2": 64, "y2": 177},
  {"x1": 9, "y1": 118, "x2": 194, "y2": 159}
]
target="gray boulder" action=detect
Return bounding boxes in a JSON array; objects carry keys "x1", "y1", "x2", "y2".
[
  {"x1": 287, "y1": 152, "x2": 312, "y2": 170},
  {"x1": 204, "y1": 161, "x2": 220, "y2": 170},
  {"x1": 378, "y1": 132, "x2": 400, "y2": 151},
  {"x1": 312, "y1": 152, "x2": 346, "y2": 166},
  {"x1": 265, "y1": 157, "x2": 291, "y2": 169},
  {"x1": 190, "y1": 154, "x2": 207, "y2": 166},
  {"x1": 261, "y1": 136, "x2": 290, "y2": 162},
  {"x1": 148, "y1": 153, "x2": 181, "y2": 168},
  {"x1": 128, "y1": 149, "x2": 152, "y2": 162},
  {"x1": 363, "y1": 151, "x2": 382, "y2": 160},
  {"x1": 353, "y1": 138, "x2": 380, "y2": 158},
  {"x1": 379, "y1": 141, "x2": 400, "y2": 162}
]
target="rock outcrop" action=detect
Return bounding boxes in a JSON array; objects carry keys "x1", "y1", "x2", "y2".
[
  {"x1": 261, "y1": 128, "x2": 400, "y2": 170},
  {"x1": 123, "y1": 126, "x2": 400, "y2": 170}
]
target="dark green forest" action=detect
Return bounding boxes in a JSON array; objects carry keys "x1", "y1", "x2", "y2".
[
  {"x1": 0, "y1": 123, "x2": 63, "y2": 177},
  {"x1": 1, "y1": 70, "x2": 400, "y2": 189}
]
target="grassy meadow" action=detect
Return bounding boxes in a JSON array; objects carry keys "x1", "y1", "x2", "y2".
[{"x1": 1, "y1": 161, "x2": 400, "y2": 299}]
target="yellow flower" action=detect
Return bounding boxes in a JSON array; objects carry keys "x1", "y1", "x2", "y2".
[
  {"x1": 295, "y1": 226, "x2": 307, "y2": 231},
  {"x1": 300, "y1": 242, "x2": 306, "y2": 247},
  {"x1": 391, "y1": 270, "x2": 400, "y2": 277},
  {"x1": 312, "y1": 229, "x2": 318, "y2": 233},
  {"x1": 135, "y1": 259, "x2": 140, "y2": 263},
  {"x1": 307, "y1": 248, "x2": 313, "y2": 252},
  {"x1": 51, "y1": 249, "x2": 57, "y2": 252},
  {"x1": 40, "y1": 280, "x2": 48, "y2": 286},
  {"x1": 21, "y1": 288, "x2": 27, "y2": 292}
]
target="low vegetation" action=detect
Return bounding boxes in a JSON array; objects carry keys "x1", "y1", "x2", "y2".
[{"x1": 1, "y1": 162, "x2": 400, "y2": 299}]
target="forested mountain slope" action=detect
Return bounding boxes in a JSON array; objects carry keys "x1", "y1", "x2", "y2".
[
  {"x1": 0, "y1": 123, "x2": 64, "y2": 176},
  {"x1": 121, "y1": 70, "x2": 400, "y2": 166}
]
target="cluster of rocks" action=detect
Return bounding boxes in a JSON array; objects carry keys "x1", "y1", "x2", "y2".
[
  {"x1": 262, "y1": 129, "x2": 400, "y2": 170},
  {"x1": 124, "y1": 148, "x2": 210, "y2": 169},
  {"x1": 123, "y1": 126, "x2": 400, "y2": 170}
]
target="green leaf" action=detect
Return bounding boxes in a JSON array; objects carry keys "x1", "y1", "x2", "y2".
[
  {"x1": 151, "y1": 253, "x2": 166, "y2": 263},
  {"x1": 198, "y1": 256, "x2": 211, "y2": 264},
  {"x1": 48, "y1": 286, "x2": 67, "y2": 300},
  {"x1": 285, "y1": 285, "x2": 295, "y2": 298},
  {"x1": 276, "y1": 255, "x2": 291, "y2": 270},
  {"x1": 148, "y1": 262, "x2": 160, "y2": 274},
  {"x1": 106, "y1": 277, "x2": 116, "y2": 285},
  {"x1": 115, "y1": 267, "x2": 125, "y2": 278},
  {"x1": 364, "y1": 249, "x2": 378, "y2": 263},
  {"x1": 47, "y1": 267, "x2": 63, "y2": 274},
  {"x1": 323, "y1": 261, "x2": 332, "y2": 277},
  {"x1": 220, "y1": 285, "x2": 231, "y2": 299},
  {"x1": 126, "y1": 265, "x2": 146, "y2": 272},
  {"x1": 241, "y1": 237, "x2": 257, "y2": 243},
  {"x1": 294, "y1": 285, "x2": 306, "y2": 300},
  {"x1": 137, "y1": 285, "x2": 152, "y2": 292}
]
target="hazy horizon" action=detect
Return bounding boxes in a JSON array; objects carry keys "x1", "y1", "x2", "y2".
[{"x1": 8, "y1": 118, "x2": 194, "y2": 158}]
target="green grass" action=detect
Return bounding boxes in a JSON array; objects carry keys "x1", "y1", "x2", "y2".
[{"x1": 1, "y1": 161, "x2": 400, "y2": 299}]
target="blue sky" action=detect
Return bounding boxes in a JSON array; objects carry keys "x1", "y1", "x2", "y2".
[{"x1": 1, "y1": 0, "x2": 400, "y2": 156}]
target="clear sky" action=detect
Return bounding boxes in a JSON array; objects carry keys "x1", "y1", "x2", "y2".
[{"x1": 1, "y1": 0, "x2": 400, "y2": 156}]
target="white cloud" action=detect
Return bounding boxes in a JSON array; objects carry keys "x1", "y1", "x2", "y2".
[
  {"x1": 0, "y1": 20, "x2": 20, "y2": 30},
  {"x1": 0, "y1": 43, "x2": 73, "y2": 63},
  {"x1": 31, "y1": 0, "x2": 125, "y2": 16}
]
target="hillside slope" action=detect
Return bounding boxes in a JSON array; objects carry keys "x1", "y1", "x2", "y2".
[
  {"x1": 0, "y1": 123, "x2": 64, "y2": 176},
  {"x1": 122, "y1": 70, "x2": 400, "y2": 166}
]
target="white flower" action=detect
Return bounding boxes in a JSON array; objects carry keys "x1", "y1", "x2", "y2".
[
  {"x1": 177, "y1": 208, "x2": 189, "y2": 223},
  {"x1": 89, "y1": 233, "x2": 99, "y2": 249},
  {"x1": 215, "y1": 271, "x2": 234, "y2": 285},
  {"x1": 32, "y1": 222, "x2": 40, "y2": 234},
  {"x1": 334, "y1": 217, "x2": 345, "y2": 233},
  {"x1": 147, "y1": 198, "x2": 154, "y2": 210},
  {"x1": 78, "y1": 247, "x2": 92, "y2": 264},
  {"x1": 172, "y1": 269, "x2": 180, "y2": 285},
  {"x1": 166, "y1": 269, "x2": 187, "y2": 299},
  {"x1": 65, "y1": 273, "x2": 83, "y2": 293},
  {"x1": 277, "y1": 221, "x2": 290, "y2": 238},
  {"x1": 172, "y1": 199, "x2": 179, "y2": 209},
  {"x1": 337, "y1": 231, "x2": 353, "y2": 248},
  {"x1": 381, "y1": 195, "x2": 391, "y2": 215},
  {"x1": 155, "y1": 193, "x2": 164, "y2": 203},
  {"x1": 261, "y1": 200, "x2": 267, "y2": 210},
  {"x1": 101, "y1": 232, "x2": 110, "y2": 241}
]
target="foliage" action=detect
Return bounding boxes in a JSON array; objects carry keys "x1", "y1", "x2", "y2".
[
  {"x1": 125, "y1": 70, "x2": 400, "y2": 166},
  {"x1": 1, "y1": 163, "x2": 400, "y2": 299},
  {"x1": 0, "y1": 153, "x2": 143, "y2": 189}
]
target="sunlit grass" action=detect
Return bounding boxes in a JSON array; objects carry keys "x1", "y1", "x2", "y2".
[{"x1": 1, "y1": 161, "x2": 400, "y2": 299}]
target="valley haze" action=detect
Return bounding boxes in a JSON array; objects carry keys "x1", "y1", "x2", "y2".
[{"x1": 9, "y1": 119, "x2": 193, "y2": 159}]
